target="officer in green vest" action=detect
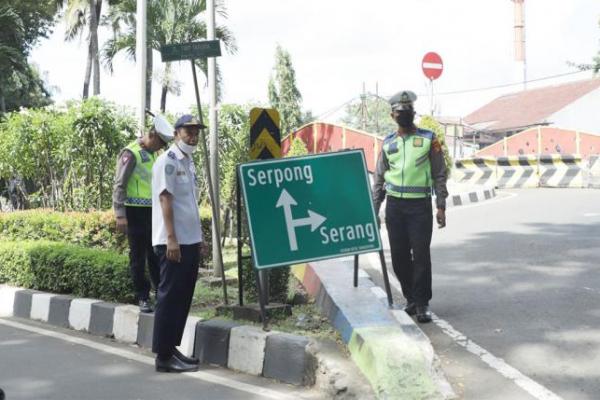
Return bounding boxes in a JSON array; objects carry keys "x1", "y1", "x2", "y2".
[
  {"x1": 112, "y1": 115, "x2": 174, "y2": 313},
  {"x1": 372, "y1": 90, "x2": 448, "y2": 323}
]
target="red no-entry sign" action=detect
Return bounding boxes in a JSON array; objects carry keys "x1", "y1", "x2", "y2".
[{"x1": 422, "y1": 52, "x2": 443, "y2": 80}]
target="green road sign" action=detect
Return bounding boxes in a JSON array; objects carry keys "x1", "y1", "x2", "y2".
[
  {"x1": 239, "y1": 150, "x2": 382, "y2": 269},
  {"x1": 160, "y1": 40, "x2": 221, "y2": 62}
]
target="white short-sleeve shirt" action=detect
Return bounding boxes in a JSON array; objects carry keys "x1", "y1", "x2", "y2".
[{"x1": 152, "y1": 143, "x2": 203, "y2": 246}]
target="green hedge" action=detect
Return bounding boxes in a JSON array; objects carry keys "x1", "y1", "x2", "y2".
[
  {"x1": 0, "y1": 209, "x2": 214, "y2": 260},
  {"x1": 0, "y1": 210, "x2": 127, "y2": 253},
  {"x1": 0, "y1": 240, "x2": 134, "y2": 303}
]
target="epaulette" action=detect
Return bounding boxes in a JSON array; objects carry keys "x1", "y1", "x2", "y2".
[
  {"x1": 415, "y1": 128, "x2": 434, "y2": 140},
  {"x1": 383, "y1": 132, "x2": 396, "y2": 143}
]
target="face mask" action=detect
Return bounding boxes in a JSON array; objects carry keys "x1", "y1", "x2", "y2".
[
  {"x1": 177, "y1": 140, "x2": 197, "y2": 155},
  {"x1": 394, "y1": 110, "x2": 415, "y2": 128}
]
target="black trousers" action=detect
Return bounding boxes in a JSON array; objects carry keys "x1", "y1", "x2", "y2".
[
  {"x1": 126, "y1": 206, "x2": 160, "y2": 301},
  {"x1": 152, "y1": 243, "x2": 200, "y2": 357},
  {"x1": 385, "y1": 196, "x2": 433, "y2": 306}
]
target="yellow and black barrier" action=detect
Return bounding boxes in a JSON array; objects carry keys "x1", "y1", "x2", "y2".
[
  {"x1": 453, "y1": 157, "x2": 497, "y2": 187},
  {"x1": 538, "y1": 154, "x2": 584, "y2": 188},
  {"x1": 587, "y1": 156, "x2": 600, "y2": 189},
  {"x1": 496, "y1": 156, "x2": 539, "y2": 188}
]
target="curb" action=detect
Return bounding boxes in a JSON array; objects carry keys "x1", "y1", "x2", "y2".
[
  {"x1": 0, "y1": 284, "x2": 316, "y2": 386},
  {"x1": 446, "y1": 185, "x2": 496, "y2": 208},
  {"x1": 292, "y1": 260, "x2": 453, "y2": 399}
]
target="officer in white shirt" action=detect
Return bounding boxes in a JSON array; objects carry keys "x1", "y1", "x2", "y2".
[{"x1": 151, "y1": 114, "x2": 209, "y2": 373}]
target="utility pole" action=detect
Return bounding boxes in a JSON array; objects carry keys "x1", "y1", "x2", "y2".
[
  {"x1": 513, "y1": 0, "x2": 527, "y2": 90},
  {"x1": 360, "y1": 82, "x2": 367, "y2": 131},
  {"x1": 135, "y1": 0, "x2": 147, "y2": 135},
  {"x1": 207, "y1": 0, "x2": 224, "y2": 277}
]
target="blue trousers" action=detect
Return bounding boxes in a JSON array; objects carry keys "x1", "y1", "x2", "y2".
[{"x1": 152, "y1": 243, "x2": 200, "y2": 357}]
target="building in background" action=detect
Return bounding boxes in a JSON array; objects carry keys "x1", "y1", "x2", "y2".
[{"x1": 462, "y1": 78, "x2": 600, "y2": 148}]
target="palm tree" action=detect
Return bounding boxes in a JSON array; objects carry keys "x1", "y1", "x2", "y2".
[
  {"x1": 102, "y1": 0, "x2": 236, "y2": 112},
  {"x1": 61, "y1": 0, "x2": 114, "y2": 99},
  {"x1": 0, "y1": 5, "x2": 26, "y2": 112}
]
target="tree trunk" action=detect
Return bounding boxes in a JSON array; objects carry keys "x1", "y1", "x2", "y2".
[
  {"x1": 83, "y1": 38, "x2": 93, "y2": 99},
  {"x1": 92, "y1": 0, "x2": 102, "y2": 95},
  {"x1": 0, "y1": 94, "x2": 5, "y2": 114},
  {"x1": 146, "y1": 47, "x2": 153, "y2": 110},
  {"x1": 160, "y1": 62, "x2": 171, "y2": 113}
]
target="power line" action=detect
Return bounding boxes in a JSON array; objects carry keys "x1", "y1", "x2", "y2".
[{"x1": 422, "y1": 69, "x2": 589, "y2": 97}]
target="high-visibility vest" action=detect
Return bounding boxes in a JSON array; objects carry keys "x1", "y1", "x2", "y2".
[
  {"x1": 124, "y1": 141, "x2": 155, "y2": 207},
  {"x1": 383, "y1": 129, "x2": 434, "y2": 199}
]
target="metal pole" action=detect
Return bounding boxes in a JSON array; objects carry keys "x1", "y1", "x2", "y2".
[
  {"x1": 429, "y1": 78, "x2": 434, "y2": 116},
  {"x1": 191, "y1": 61, "x2": 228, "y2": 305},
  {"x1": 236, "y1": 169, "x2": 243, "y2": 306},
  {"x1": 135, "y1": 0, "x2": 147, "y2": 135},
  {"x1": 379, "y1": 250, "x2": 394, "y2": 307},
  {"x1": 206, "y1": 0, "x2": 222, "y2": 277},
  {"x1": 353, "y1": 255, "x2": 359, "y2": 288}
]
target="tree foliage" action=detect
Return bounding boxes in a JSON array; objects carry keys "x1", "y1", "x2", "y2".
[
  {"x1": 418, "y1": 115, "x2": 452, "y2": 171},
  {"x1": 0, "y1": 1, "x2": 58, "y2": 113},
  {"x1": 0, "y1": 98, "x2": 136, "y2": 210},
  {"x1": 268, "y1": 45, "x2": 303, "y2": 137},
  {"x1": 103, "y1": 0, "x2": 237, "y2": 111},
  {"x1": 341, "y1": 95, "x2": 396, "y2": 137}
]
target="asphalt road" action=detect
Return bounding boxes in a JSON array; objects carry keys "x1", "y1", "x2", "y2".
[
  {"x1": 377, "y1": 189, "x2": 600, "y2": 400},
  {"x1": 0, "y1": 319, "x2": 316, "y2": 400}
]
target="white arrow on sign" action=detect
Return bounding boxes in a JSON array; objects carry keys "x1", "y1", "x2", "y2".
[{"x1": 276, "y1": 189, "x2": 327, "y2": 251}]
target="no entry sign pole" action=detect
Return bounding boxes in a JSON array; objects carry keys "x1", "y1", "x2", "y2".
[{"x1": 422, "y1": 52, "x2": 443, "y2": 116}]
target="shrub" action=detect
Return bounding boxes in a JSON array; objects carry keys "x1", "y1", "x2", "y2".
[
  {"x1": 0, "y1": 209, "x2": 128, "y2": 254},
  {"x1": 0, "y1": 240, "x2": 133, "y2": 303}
]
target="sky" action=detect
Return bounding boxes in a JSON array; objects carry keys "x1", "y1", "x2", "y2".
[{"x1": 30, "y1": 0, "x2": 600, "y2": 121}]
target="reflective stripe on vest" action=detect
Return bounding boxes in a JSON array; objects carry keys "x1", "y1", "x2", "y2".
[
  {"x1": 383, "y1": 129, "x2": 433, "y2": 199},
  {"x1": 125, "y1": 141, "x2": 155, "y2": 207}
]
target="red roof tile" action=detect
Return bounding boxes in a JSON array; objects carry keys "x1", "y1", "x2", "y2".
[{"x1": 464, "y1": 79, "x2": 600, "y2": 132}]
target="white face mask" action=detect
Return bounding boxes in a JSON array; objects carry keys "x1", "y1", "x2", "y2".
[{"x1": 177, "y1": 140, "x2": 197, "y2": 155}]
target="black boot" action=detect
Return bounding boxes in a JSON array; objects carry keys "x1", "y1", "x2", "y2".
[
  {"x1": 416, "y1": 305, "x2": 432, "y2": 323},
  {"x1": 138, "y1": 299, "x2": 153, "y2": 313},
  {"x1": 155, "y1": 355, "x2": 198, "y2": 373},
  {"x1": 173, "y1": 348, "x2": 199, "y2": 365}
]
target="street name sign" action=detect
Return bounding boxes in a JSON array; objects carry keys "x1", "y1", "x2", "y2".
[
  {"x1": 160, "y1": 40, "x2": 221, "y2": 62},
  {"x1": 239, "y1": 150, "x2": 382, "y2": 269}
]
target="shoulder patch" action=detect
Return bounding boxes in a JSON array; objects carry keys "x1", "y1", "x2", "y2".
[
  {"x1": 165, "y1": 164, "x2": 175, "y2": 175},
  {"x1": 167, "y1": 151, "x2": 176, "y2": 160},
  {"x1": 415, "y1": 129, "x2": 434, "y2": 140},
  {"x1": 383, "y1": 132, "x2": 396, "y2": 144}
]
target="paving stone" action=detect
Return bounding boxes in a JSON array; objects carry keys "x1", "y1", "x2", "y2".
[
  {"x1": 136, "y1": 312, "x2": 154, "y2": 349},
  {"x1": 48, "y1": 295, "x2": 73, "y2": 328},
  {"x1": 0, "y1": 285, "x2": 20, "y2": 317},
  {"x1": 89, "y1": 302, "x2": 117, "y2": 337},
  {"x1": 263, "y1": 332, "x2": 315, "y2": 385},
  {"x1": 113, "y1": 305, "x2": 139, "y2": 344},
  {"x1": 194, "y1": 319, "x2": 241, "y2": 367},
  {"x1": 13, "y1": 290, "x2": 37, "y2": 319},
  {"x1": 30, "y1": 293, "x2": 55, "y2": 322},
  {"x1": 227, "y1": 326, "x2": 270, "y2": 375},
  {"x1": 177, "y1": 316, "x2": 202, "y2": 357},
  {"x1": 69, "y1": 298, "x2": 100, "y2": 331}
]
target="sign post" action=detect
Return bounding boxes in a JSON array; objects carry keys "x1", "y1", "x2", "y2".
[
  {"x1": 422, "y1": 52, "x2": 444, "y2": 115},
  {"x1": 238, "y1": 150, "x2": 393, "y2": 326},
  {"x1": 160, "y1": 40, "x2": 228, "y2": 304}
]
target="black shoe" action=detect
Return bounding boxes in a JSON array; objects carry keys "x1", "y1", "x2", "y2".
[
  {"x1": 155, "y1": 355, "x2": 198, "y2": 373},
  {"x1": 403, "y1": 302, "x2": 417, "y2": 316},
  {"x1": 138, "y1": 299, "x2": 153, "y2": 313},
  {"x1": 173, "y1": 348, "x2": 199, "y2": 365},
  {"x1": 416, "y1": 305, "x2": 432, "y2": 323}
]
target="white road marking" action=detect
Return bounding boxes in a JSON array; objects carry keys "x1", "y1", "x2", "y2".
[
  {"x1": 0, "y1": 318, "x2": 295, "y2": 400},
  {"x1": 432, "y1": 317, "x2": 563, "y2": 400}
]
